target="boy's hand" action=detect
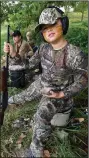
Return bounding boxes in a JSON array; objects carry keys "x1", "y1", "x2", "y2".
[
  {"x1": 45, "y1": 90, "x2": 65, "y2": 99},
  {"x1": 41, "y1": 87, "x2": 64, "y2": 98},
  {"x1": 4, "y1": 42, "x2": 16, "y2": 57}
]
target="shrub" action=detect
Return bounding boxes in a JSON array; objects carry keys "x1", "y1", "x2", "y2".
[
  {"x1": 82, "y1": 21, "x2": 88, "y2": 27},
  {"x1": 66, "y1": 26, "x2": 88, "y2": 54}
]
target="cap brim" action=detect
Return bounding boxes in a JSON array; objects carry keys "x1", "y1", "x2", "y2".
[
  {"x1": 35, "y1": 20, "x2": 58, "y2": 32},
  {"x1": 35, "y1": 24, "x2": 45, "y2": 32}
]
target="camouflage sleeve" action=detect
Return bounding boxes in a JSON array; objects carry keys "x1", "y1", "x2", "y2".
[
  {"x1": 28, "y1": 49, "x2": 41, "y2": 69},
  {"x1": 63, "y1": 51, "x2": 88, "y2": 98},
  {"x1": 8, "y1": 78, "x2": 42, "y2": 105}
]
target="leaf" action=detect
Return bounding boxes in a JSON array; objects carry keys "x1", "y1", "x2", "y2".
[
  {"x1": 16, "y1": 133, "x2": 26, "y2": 144},
  {"x1": 43, "y1": 150, "x2": 50, "y2": 158},
  {"x1": 78, "y1": 118, "x2": 84, "y2": 123}
]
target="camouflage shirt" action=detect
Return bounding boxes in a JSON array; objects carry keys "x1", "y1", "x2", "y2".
[{"x1": 27, "y1": 42, "x2": 88, "y2": 98}]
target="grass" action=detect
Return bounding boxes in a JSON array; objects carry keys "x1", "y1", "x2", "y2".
[
  {"x1": 68, "y1": 11, "x2": 88, "y2": 22},
  {"x1": 45, "y1": 107, "x2": 88, "y2": 157},
  {"x1": 1, "y1": 94, "x2": 38, "y2": 157}
]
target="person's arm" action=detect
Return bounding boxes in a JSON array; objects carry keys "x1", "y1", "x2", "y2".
[
  {"x1": 27, "y1": 49, "x2": 41, "y2": 69},
  {"x1": 4, "y1": 42, "x2": 16, "y2": 57},
  {"x1": 9, "y1": 41, "x2": 33, "y2": 64},
  {"x1": 63, "y1": 51, "x2": 88, "y2": 99},
  {"x1": 4, "y1": 42, "x2": 41, "y2": 69},
  {"x1": 46, "y1": 51, "x2": 88, "y2": 99},
  {"x1": 8, "y1": 78, "x2": 42, "y2": 105},
  {"x1": 4, "y1": 42, "x2": 22, "y2": 65}
]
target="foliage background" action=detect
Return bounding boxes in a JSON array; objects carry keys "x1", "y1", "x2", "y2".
[{"x1": 1, "y1": 1, "x2": 88, "y2": 53}]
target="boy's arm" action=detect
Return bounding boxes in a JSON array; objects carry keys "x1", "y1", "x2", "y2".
[
  {"x1": 63, "y1": 51, "x2": 88, "y2": 99},
  {"x1": 8, "y1": 78, "x2": 42, "y2": 105},
  {"x1": 28, "y1": 49, "x2": 41, "y2": 69}
]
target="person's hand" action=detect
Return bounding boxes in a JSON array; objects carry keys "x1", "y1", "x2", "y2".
[
  {"x1": 4, "y1": 42, "x2": 10, "y2": 53},
  {"x1": 4, "y1": 42, "x2": 16, "y2": 57},
  {"x1": 45, "y1": 90, "x2": 65, "y2": 99}
]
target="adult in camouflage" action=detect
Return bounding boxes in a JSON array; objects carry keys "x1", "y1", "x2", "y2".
[{"x1": 4, "y1": 30, "x2": 33, "y2": 87}]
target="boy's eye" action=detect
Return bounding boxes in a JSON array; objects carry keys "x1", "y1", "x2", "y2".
[
  {"x1": 42, "y1": 22, "x2": 57, "y2": 30},
  {"x1": 43, "y1": 27, "x2": 47, "y2": 30},
  {"x1": 42, "y1": 26, "x2": 48, "y2": 31},
  {"x1": 41, "y1": 21, "x2": 59, "y2": 33}
]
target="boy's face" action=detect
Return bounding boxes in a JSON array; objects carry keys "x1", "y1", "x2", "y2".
[
  {"x1": 41, "y1": 19, "x2": 63, "y2": 43},
  {"x1": 13, "y1": 35, "x2": 21, "y2": 44}
]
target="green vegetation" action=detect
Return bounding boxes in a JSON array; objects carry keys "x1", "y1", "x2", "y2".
[
  {"x1": 1, "y1": 1, "x2": 88, "y2": 158},
  {"x1": 66, "y1": 26, "x2": 88, "y2": 54},
  {"x1": 1, "y1": 25, "x2": 7, "y2": 56},
  {"x1": 1, "y1": 100, "x2": 37, "y2": 157}
]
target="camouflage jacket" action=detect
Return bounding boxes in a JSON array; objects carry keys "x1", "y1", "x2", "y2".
[{"x1": 27, "y1": 42, "x2": 88, "y2": 98}]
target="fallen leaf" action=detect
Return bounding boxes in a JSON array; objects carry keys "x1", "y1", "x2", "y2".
[
  {"x1": 8, "y1": 104, "x2": 17, "y2": 110},
  {"x1": 78, "y1": 118, "x2": 84, "y2": 123},
  {"x1": 43, "y1": 150, "x2": 50, "y2": 158},
  {"x1": 71, "y1": 118, "x2": 85, "y2": 123},
  {"x1": 16, "y1": 133, "x2": 26, "y2": 144}
]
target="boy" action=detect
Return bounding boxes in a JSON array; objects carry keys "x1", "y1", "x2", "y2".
[{"x1": 4, "y1": 6, "x2": 88, "y2": 157}]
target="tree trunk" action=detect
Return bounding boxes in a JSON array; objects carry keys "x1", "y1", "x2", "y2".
[{"x1": 81, "y1": 11, "x2": 84, "y2": 22}]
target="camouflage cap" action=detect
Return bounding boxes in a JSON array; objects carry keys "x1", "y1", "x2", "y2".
[{"x1": 35, "y1": 8, "x2": 63, "y2": 32}]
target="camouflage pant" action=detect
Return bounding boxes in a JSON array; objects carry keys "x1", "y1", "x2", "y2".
[
  {"x1": 30, "y1": 94, "x2": 73, "y2": 157},
  {"x1": 9, "y1": 77, "x2": 74, "y2": 157}
]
